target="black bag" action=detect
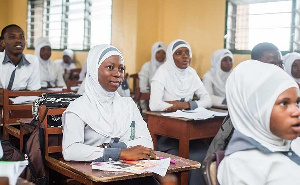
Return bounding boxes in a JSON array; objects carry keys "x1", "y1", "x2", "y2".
[
  {"x1": 1, "y1": 109, "x2": 49, "y2": 185},
  {"x1": 32, "y1": 93, "x2": 81, "y2": 127}
]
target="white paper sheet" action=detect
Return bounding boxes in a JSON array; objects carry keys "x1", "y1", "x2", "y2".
[
  {"x1": 9, "y1": 96, "x2": 40, "y2": 104},
  {"x1": 0, "y1": 160, "x2": 28, "y2": 185},
  {"x1": 46, "y1": 87, "x2": 64, "y2": 91},
  {"x1": 91, "y1": 158, "x2": 170, "y2": 176},
  {"x1": 162, "y1": 107, "x2": 228, "y2": 120}
]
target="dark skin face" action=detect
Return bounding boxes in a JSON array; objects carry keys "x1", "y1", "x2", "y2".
[
  {"x1": 40, "y1": 46, "x2": 52, "y2": 60},
  {"x1": 2, "y1": 26, "x2": 25, "y2": 65},
  {"x1": 155, "y1": 50, "x2": 166, "y2": 63},
  {"x1": 173, "y1": 47, "x2": 191, "y2": 69},
  {"x1": 291, "y1": 60, "x2": 300, "y2": 79},
  {"x1": 259, "y1": 50, "x2": 283, "y2": 69},
  {"x1": 63, "y1": 55, "x2": 72, "y2": 64},
  {"x1": 98, "y1": 55, "x2": 125, "y2": 92},
  {"x1": 220, "y1": 56, "x2": 233, "y2": 72},
  {"x1": 270, "y1": 87, "x2": 300, "y2": 140}
]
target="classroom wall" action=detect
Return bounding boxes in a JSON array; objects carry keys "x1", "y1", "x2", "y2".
[{"x1": 1, "y1": 0, "x2": 250, "y2": 76}]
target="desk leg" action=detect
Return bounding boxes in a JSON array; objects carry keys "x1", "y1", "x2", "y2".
[{"x1": 178, "y1": 123, "x2": 189, "y2": 185}]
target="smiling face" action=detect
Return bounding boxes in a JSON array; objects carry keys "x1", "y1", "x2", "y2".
[
  {"x1": 270, "y1": 87, "x2": 300, "y2": 140},
  {"x1": 172, "y1": 47, "x2": 191, "y2": 69},
  {"x1": 98, "y1": 55, "x2": 125, "y2": 92},
  {"x1": 3, "y1": 26, "x2": 25, "y2": 55},
  {"x1": 40, "y1": 46, "x2": 52, "y2": 60}
]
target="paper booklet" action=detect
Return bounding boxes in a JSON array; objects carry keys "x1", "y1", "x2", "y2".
[{"x1": 92, "y1": 157, "x2": 170, "y2": 176}]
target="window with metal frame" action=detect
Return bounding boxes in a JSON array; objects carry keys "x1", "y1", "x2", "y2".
[
  {"x1": 225, "y1": 0, "x2": 300, "y2": 53},
  {"x1": 27, "y1": 0, "x2": 112, "y2": 50}
]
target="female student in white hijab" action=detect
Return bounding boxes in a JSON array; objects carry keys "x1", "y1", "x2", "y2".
[
  {"x1": 149, "y1": 39, "x2": 212, "y2": 185},
  {"x1": 202, "y1": 49, "x2": 233, "y2": 106},
  {"x1": 62, "y1": 44, "x2": 158, "y2": 184},
  {"x1": 139, "y1": 41, "x2": 167, "y2": 93},
  {"x1": 218, "y1": 60, "x2": 300, "y2": 184},
  {"x1": 283, "y1": 52, "x2": 300, "y2": 86},
  {"x1": 34, "y1": 37, "x2": 66, "y2": 88}
]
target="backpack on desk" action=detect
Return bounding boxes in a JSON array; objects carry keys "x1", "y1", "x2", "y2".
[
  {"x1": 32, "y1": 93, "x2": 81, "y2": 127},
  {"x1": 1, "y1": 110, "x2": 49, "y2": 185}
]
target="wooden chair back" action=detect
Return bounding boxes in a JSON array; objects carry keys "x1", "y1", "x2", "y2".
[
  {"x1": 67, "y1": 68, "x2": 81, "y2": 81},
  {"x1": 129, "y1": 73, "x2": 139, "y2": 96},
  {"x1": 63, "y1": 80, "x2": 82, "y2": 93},
  {"x1": 1, "y1": 89, "x2": 49, "y2": 149},
  {"x1": 38, "y1": 105, "x2": 66, "y2": 157},
  {"x1": 134, "y1": 87, "x2": 150, "y2": 122},
  {"x1": 202, "y1": 151, "x2": 225, "y2": 185}
]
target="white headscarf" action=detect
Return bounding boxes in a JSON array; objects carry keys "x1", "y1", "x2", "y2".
[
  {"x1": 63, "y1": 49, "x2": 74, "y2": 60},
  {"x1": 151, "y1": 39, "x2": 202, "y2": 98},
  {"x1": 226, "y1": 60, "x2": 298, "y2": 152},
  {"x1": 150, "y1": 41, "x2": 167, "y2": 78},
  {"x1": 283, "y1": 52, "x2": 300, "y2": 84},
  {"x1": 64, "y1": 44, "x2": 132, "y2": 137},
  {"x1": 204, "y1": 49, "x2": 233, "y2": 95},
  {"x1": 34, "y1": 37, "x2": 57, "y2": 87}
]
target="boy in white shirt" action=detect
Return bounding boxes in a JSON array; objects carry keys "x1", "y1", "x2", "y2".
[{"x1": 0, "y1": 24, "x2": 41, "y2": 90}]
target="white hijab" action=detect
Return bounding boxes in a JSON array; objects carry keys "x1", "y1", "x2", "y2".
[
  {"x1": 149, "y1": 41, "x2": 167, "y2": 78},
  {"x1": 226, "y1": 60, "x2": 298, "y2": 152},
  {"x1": 64, "y1": 44, "x2": 131, "y2": 137},
  {"x1": 63, "y1": 49, "x2": 74, "y2": 60},
  {"x1": 283, "y1": 52, "x2": 300, "y2": 84},
  {"x1": 204, "y1": 49, "x2": 233, "y2": 95},
  {"x1": 151, "y1": 39, "x2": 202, "y2": 98},
  {"x1": 34, "y1": 37, "x2": 57, "y2": 86}
]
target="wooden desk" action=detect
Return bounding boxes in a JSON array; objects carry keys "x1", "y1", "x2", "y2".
[
  {"x1": 45, "y1": 151, "x2": 200, "y2": 185},
  {"x1": 146, "y1": 111, "x2": 224, "y2": 185}
]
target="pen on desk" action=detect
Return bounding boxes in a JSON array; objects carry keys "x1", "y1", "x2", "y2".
[{"x1": 150, "y1": 156, "x2": 177, "y2": 164}]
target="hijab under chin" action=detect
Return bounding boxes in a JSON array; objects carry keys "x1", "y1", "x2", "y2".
[
  {"x1": 64, "y1": 44, "x2": 131, "y2": 138},
  {"x1": 151, "y1": 39, "x2": 202, "y2": 98},
  {"x1": 226, "y1": 60, "x2": 298, "y2": 152}
]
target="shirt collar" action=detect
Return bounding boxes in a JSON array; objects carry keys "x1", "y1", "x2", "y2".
[{"x1": 2, "y1": 53, "x2": 30, "y2": 66}]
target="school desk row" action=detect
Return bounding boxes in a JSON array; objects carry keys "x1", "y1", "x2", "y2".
[{"x1": 0, "y1": 89, "x2": 226, "y2": 185}]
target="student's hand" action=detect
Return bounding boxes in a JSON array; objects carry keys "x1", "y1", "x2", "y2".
[
  {"x1": 119, "y1": 145, "x2": 156, "y2": 161},
  {"x1": 165, "y1": 101, "x2": 190, "y2": 112}
]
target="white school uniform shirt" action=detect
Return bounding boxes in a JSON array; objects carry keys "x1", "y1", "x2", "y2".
[
  {"x1": 62, "y1": 44, "x2": 153, "y2": 161},
  {"x1": 54, "y1": 59, "x2": 76, "y2": 73},
  {"x1": 139, "y1": 42, "x2": 167, "y2": 93},
  {"x1": 34, "y1": 37, "x2": 66, "y2": 88},
  {"x1": 218, "y1": 60, "x2": 300, "y2": 184},
  {"x1": 149, "y1": 39, "x2": 212, "y2": 111},
  {"x1": 0, "y1": 51, "x2": 41, "y2": 90},
  {"x1": 202, "y1": 49, "x2": 233, "y2": 105}
]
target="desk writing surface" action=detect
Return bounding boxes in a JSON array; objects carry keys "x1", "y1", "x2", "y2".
[{"x1": 46, "y1": 151, "x2": 200, "y2": 183}]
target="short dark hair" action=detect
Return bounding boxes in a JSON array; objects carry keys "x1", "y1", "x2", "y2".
[
  {"x1": 0, "y1": 24, "x2": 23, "y2": 40},
  {"x1": 251, "y1": 42, "x2": 279, "y2": 60}
]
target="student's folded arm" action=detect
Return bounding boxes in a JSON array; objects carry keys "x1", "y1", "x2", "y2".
[
  {"x1": 126, "y1": 101, "x2": 153, "y2": 149},
  {"x1": 194, "y1": 83, "x2": 212, "y2": 109},
  {"x1": 27, "y1": 56, "x2": 42, "y2": 90},
  {"x1": 149, "y1": 81, "x2": 173, "y2": 111},
  {"x1": 62, "y1": 112, "x2": 104, "y2": 161}
]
